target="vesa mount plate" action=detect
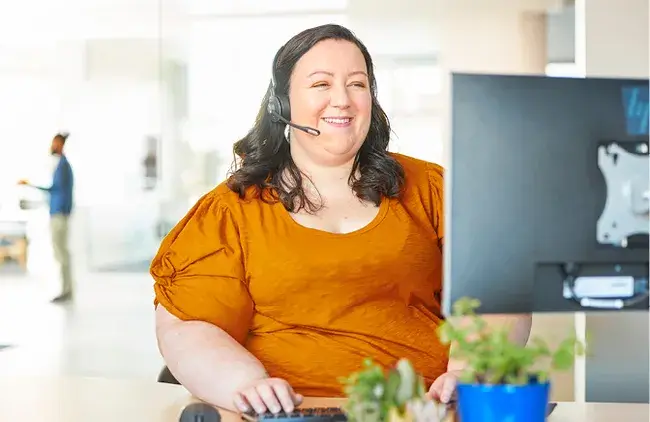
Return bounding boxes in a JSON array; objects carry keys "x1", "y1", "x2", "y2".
[{"x1": 597, "y1": 141, "x2": 649, "y2": 247}]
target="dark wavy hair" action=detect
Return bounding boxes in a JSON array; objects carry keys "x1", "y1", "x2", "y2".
[{"x1": 226, "y1": 24, "x2": 405, "y2": 213}]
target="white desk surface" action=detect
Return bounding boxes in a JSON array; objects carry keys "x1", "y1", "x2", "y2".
[{"x1": 0, "y1": 376, "x2": 647, "y2": 422}]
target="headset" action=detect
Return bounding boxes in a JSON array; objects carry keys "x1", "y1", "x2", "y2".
[
  {"x1": 267, "y1": 48, "x2": 291, "y2": 124},
  {"x1": 266, "y1": 47, "x2": 320, "y2": 136}
]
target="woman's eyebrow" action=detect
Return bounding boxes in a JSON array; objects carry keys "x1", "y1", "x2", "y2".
[{"x1": 307, "y1": 70, "x2": 368, "y2": 78}]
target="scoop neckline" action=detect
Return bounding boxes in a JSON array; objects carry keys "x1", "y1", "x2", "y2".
[{"x1": 278, "y1": 196, "x2": 390, "y2": 238}]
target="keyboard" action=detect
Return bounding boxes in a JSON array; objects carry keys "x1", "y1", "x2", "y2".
[
  {"x1": 241, "y1": 407, "x2": 347, "y2": 422},
  {"x1": 240, "y1": 402, "x2": 556, "y2": 421}
]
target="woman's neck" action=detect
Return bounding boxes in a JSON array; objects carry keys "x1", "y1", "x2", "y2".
[{"x1": 291, "y1": 156, "x2": 357, "y2": 196}]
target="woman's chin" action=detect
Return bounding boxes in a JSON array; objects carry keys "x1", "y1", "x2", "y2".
[
  {"x1": 321, "y1": 141, "x2": 362, "y2": 161},
  {"x1": 320, "y1": 134, "x2": 362, "y2": 153},
  {"x1": 292, "y1": 134, "x2": 364, "y2": 166}
]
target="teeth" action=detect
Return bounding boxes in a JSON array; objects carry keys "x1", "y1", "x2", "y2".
[{"x1": 323, "y1": 117, "x2": 351, "y2": 124}]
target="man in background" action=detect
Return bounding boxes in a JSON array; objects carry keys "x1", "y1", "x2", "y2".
[{"x1": 18, "y1": 132, "x2": 74, "y2": 302}]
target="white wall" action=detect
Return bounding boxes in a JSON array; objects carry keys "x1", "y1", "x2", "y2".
[{"x1": 576, "y1": 0, "x2": 649, "y2": 78}]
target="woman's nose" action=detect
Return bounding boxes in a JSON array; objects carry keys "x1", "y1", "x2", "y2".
[{"x1": 329, "y1": 85, "x2": 351, "y2": 108}]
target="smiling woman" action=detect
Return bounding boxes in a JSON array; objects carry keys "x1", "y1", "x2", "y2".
[
  {"x1": 228, "y1": 24, "x2": 404, "y2": 215},
  {"x1": 150, "y1": 24, "x2": 451, "y2": 416},
  {"x1": 288, "y1": 40, "x2": 372, "y2": 167}
]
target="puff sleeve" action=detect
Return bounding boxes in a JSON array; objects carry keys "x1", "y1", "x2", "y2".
[
  {"x1": 427, "y1": 163, "x2": 445, "y2": 249},
  {"x1": 150, "y1": 191, "x2": 253, "y2": 345}
]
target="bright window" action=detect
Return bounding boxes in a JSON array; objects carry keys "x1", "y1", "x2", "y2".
[
  {"x1": 392, "y1": 64, "x2": 442, "y2": 115},
  {"x1": 188, "y1": 0, "x2": 348, "y2": 15},
  {"x1": 390, "y1": 115, "x2": 444, "y2": 165},
  {"x1": 374, "y1": 59, "x2": 444, "y2": 165},
  {"x1": 0, "y1": 76, "x2": 61, "y2": 191}
]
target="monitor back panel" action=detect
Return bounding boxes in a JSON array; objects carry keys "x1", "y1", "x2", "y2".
[{"x1": 445, "y1": 73, "x2": 649, "y2": 314}]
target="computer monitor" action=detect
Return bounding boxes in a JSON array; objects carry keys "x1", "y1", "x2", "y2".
[{"x1": 443, "y1": 73, "x2": 649, "y2": 315}]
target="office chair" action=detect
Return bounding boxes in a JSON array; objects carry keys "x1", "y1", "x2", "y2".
[{"x1": 157, "y1": 366, "x2": 181, "y2": 385}]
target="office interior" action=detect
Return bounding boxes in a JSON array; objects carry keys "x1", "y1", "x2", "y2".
[{"x1": 0, "y1": 0, "x2": 647, "y2": 407}]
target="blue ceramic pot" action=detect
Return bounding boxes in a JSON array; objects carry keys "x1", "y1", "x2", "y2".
[{"x1": 456, "y1": 380, "x2": 550, "y2": 422}]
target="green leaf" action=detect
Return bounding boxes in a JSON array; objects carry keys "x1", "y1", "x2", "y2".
[
  {"x1": 394, "y1": 359, "x2": 416, "y2": 405},
  {"x1": 385, "y1": 369, "x2": 401, "y2": 404}
]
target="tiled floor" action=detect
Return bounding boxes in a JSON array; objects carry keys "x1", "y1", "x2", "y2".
[{"x1": 0, "y1": 269, "x2": 165, "y2": 381}]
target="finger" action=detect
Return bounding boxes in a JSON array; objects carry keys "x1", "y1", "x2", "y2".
[
  {"x1": 281, "y1": 382, "x2": 303, "y2": 406},
  {"x1": 427, "y1": 379, "x2": 444, "y2": 400},
  {"x1": 271, "y1": 383, "x2": 296, "y2": 413},
  {"x1": 440, "y1": 378, "x2": 457, "y2": 403},
  {"x1": 256, "y1": 383, "x2": 283, "y2": 414},
  {"x1": 242, "y1": 389, "x2": 267, "y2": 414},
  {"x1": 234, "y1": 392, "x2": 252, "y2": 413},
  {"x1": 294, "y1": 393, "x2": 304, "y2": 405}
]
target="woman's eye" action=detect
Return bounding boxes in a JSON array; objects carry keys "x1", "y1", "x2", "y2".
[{"x1": 311, "y1": 81, "x2": 366, "y2": 89}]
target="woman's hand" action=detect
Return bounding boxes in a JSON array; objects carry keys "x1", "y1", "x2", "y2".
[
  {"x1": 234, "y1": 377, "x2": 303, "y2": 414},
  {"x1": 427, "y1": 370, "x2": 462, "y2": 403}
]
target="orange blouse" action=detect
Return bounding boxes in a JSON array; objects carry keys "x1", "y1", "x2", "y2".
[{"x1": 151, "y1": 153, "x2": 448, "y2": 397}]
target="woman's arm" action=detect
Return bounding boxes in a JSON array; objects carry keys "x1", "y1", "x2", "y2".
[
  {"x1": 155, "y1": 306, "x2": 268, "y2": 411},
  {"x1": 155, "y1": 306, "x2": 303, "y2": 414},
  {"x1": 151, "y1": 192, "x2": 302, "y2": 413},
  {"x1": 446, "y1": 313, "x2": 533, "y2": 372}
]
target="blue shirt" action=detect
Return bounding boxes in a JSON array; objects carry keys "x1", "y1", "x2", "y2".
[{"x1": 38, "y1": 155, "x2": 74, "y2": 216}]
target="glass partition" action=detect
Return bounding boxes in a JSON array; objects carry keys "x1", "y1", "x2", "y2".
[{"x1": 0, "y1": 2, "x2": 446, "y2": 277}]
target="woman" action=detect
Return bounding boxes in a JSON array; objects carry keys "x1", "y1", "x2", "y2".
[{"x1": 151, "y1": 24, "x2": 531, "y2": 414}]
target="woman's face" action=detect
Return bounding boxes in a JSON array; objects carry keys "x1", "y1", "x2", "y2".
[{"x1": 288, "y1": 39, "x2": 372, "y2": 167}]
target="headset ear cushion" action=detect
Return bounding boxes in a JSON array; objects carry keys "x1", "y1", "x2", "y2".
[
  {"x1": 278, "y1": 94, "x2": 291, "y2": 121},
  {"x1": 267, "y1": 95, "x2": 282, "y2": 123}
]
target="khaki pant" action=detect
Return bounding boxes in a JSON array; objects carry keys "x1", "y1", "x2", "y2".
[{"x1": 50, "y1": 214, "x2": 73, "y2": 295}]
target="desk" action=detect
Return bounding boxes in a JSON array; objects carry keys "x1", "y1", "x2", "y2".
[
  {"x1": 0, "y1": 377, "x2": 647, "y2": 422},
  {"x1": 0, "y1": 220, "x2": 28, "y2": 270}
]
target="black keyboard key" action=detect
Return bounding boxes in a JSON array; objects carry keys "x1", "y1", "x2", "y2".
[{"x1": 242, "y1": 407, "x2": 347, "y2": 422}]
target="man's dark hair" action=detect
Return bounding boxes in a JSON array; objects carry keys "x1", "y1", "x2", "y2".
[{"x1": 226, "y1": 24, "x2": 405, "y2": 213}]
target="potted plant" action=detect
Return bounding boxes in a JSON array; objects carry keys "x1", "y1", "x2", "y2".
[
  {"x1": 340, "y1": 358, "x2": 451, "y2": 422},
  {"x1": 437, "y1": 297, "x2": 587, "y2": 422}
]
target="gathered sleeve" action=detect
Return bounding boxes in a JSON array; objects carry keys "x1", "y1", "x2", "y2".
[
  {"x1": 427, "y1": 163, "x2": 445, "y2": 249},
  {"x1": 150, "y1": 192, "x2": 253, "y2": 345}
]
